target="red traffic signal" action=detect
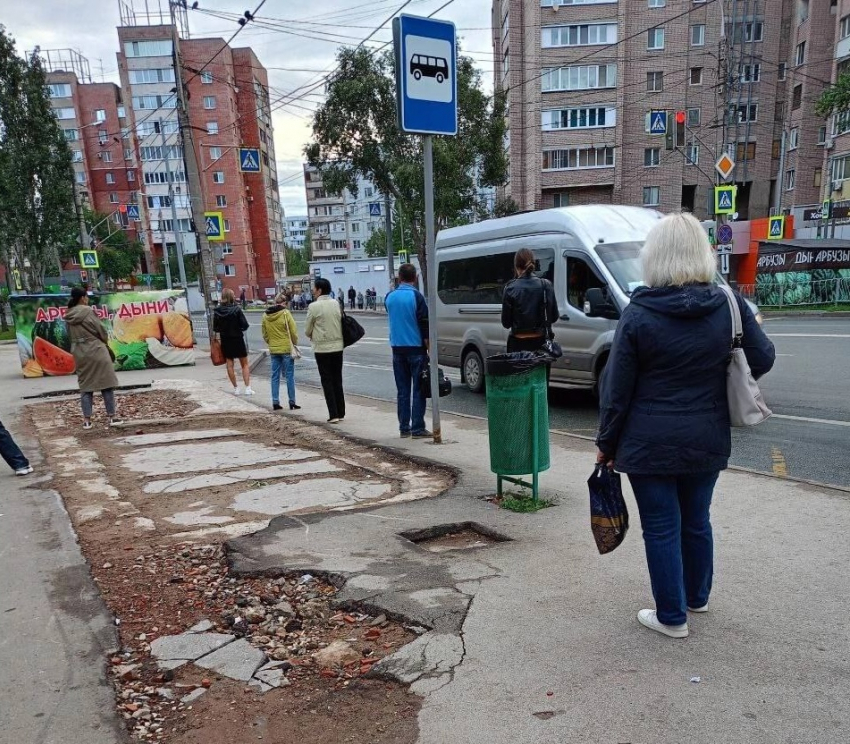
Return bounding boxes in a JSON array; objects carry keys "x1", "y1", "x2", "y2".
[{"x1": 675, "y1": 111, "x2": 686, "y2": 124}]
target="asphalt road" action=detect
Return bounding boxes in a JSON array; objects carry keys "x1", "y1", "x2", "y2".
[{"x1": 248, "y1": 312, "x2": 850, "y2": 489}]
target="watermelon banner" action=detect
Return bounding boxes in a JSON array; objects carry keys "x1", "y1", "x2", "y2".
[{"x1": 10, "y1": 290, "x2": 195, "y2": 379}]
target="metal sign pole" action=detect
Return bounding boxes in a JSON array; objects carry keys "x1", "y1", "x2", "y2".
[{"x1": 423, "y1": 135, "x2": 441, "y2": 444}]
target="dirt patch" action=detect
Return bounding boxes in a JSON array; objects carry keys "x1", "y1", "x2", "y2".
[{"x1": 52, "y1": 389, "x2": 199, "y2": 426}]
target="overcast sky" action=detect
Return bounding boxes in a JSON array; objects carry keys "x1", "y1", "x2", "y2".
[{"x1": 9, "y1": 0, "x2": 494, "y2": 217}]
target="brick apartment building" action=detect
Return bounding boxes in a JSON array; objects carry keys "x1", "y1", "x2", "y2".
[
  {"x1": 40, "y1": 1, "x2": 285, "y2": 298},
  {"x1": 494, "y1": 0, "x2": 802, "y2": 220}
]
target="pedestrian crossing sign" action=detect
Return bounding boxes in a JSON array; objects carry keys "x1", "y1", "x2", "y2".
[
  {"x1": 649, "y1": 110, "x2": 667, "y2": 135},
  {"x1": 714, "y1": 185, "x2": 736, "y2": 215},
  {"x1": 204, "y1": 211, "x2": 225, "y2": 242},
  {"x1": 239, "y1": 147, "x2": 261, "y2": 173},
  {"x1": 79, "y1": 250, "x2": 99, "y2": 268},
  {"x1": 768, "y1": 215, "x2": 785, "y2": 240}
]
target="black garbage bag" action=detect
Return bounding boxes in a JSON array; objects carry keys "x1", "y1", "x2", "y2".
[
  {"x1": 485, "y1": 350, "x2": 555, "y2": 377},
  {"x1": 588, "y1": 464, "x2": 629, "y2": 555}
]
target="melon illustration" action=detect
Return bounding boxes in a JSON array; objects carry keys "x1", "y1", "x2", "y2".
[
  {"x1": 146, "y1": 338, "x2": 194, "y2": 367},
  {"x1": 33, "y1": 337, "x2": 75, "y2": 376},
  {"x1": 161, "y1": 313, "x2": 193, "y2": 349},
  {"x1": 113, "y1": 314, "x2": 163, "y2": 344},
  {"x1": 22, "y1": 358, "x2": 44, "y2": 378}
]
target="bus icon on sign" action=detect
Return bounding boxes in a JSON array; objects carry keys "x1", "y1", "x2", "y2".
[{"x1": 410, "y1": 54, "x2": 448, "y2": 83}]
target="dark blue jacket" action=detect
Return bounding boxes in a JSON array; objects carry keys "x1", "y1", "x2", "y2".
[{"x1": 597, "y1": 284, "x2": 775, "y2": 475}]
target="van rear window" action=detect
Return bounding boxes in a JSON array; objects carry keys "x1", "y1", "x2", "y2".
[{"x1": 438, "y1": 250, "x2": 554, "y2": 305}]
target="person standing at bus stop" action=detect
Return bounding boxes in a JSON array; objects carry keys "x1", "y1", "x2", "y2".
[
  {"x1": 501, "y1": 248, "x2": 559, "y2": 353},
  {"x1": 386, "y1": 264, "x2": 430, "y2": 439}
]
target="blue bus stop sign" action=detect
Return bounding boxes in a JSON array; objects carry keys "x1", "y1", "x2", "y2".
[{"x1": 393, "y1": 14, "x2": 457, "y2": 136}]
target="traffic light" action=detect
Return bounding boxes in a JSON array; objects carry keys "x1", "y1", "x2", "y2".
[{"x1": 675, "y1": 111, "x2": 686, "y2": 148}]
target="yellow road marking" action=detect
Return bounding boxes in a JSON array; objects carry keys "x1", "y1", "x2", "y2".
[{"x1": 771, "y1": 447, "x2": 788, "y2": 478}]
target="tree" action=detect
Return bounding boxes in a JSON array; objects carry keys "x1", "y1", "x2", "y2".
[
  {"x1": 0, "y1": 30, "x2": 77, "y2": 291},
  {"x1": 85, "y1": 209, "x2": 145, "y2": 287},
  {"x1": 306, "y1": 46, "x2": 509, "y2": 287},
  {"x1": 816, "y1": 73, "x2": 850, "y2": 118},
  {"x1": 364, "y1": 214, "x2": 413, "y2": 258},
  {"x1": 285, "y1": 245, "x2": 309, "y2": 276},
  {"x1": 0, "y1": 287, "x2": 9, "y2": 333}
]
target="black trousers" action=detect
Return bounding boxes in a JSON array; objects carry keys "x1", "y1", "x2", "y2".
[{"x1": 315, "y1": 351, "x2": 345, "y2": 420}]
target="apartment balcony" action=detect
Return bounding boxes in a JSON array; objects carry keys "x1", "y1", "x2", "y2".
[
  {"x1": 312, "y1": 249, "x2": 348, "y2": 260},
  {"x1": 837, "y1": 36, "x2": 850, "y2": 63}
]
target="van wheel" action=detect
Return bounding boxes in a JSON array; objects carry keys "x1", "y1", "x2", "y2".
[{"x1": 463, "y1": 349, "x2": 485, "y2": 394}]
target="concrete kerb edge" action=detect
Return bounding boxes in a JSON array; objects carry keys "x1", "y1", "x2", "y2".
[{"x1": 762, "y1": 311, "x2": 850, "y2": 319}]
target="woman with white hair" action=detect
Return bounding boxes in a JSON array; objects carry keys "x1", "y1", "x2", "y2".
[{"x1": 596, "y1": 212, "x2": 775, "y2": 639}]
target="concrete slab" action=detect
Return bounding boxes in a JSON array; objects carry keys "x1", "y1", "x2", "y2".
[
  {"x1": 180, "y1": 688, "x2": 207, "y2": 705},
  {"x1": 149, "y1": 632, "x2": 235, "y2": 662},
  {"x1": 114, "y1": 428, "x2": 244, "y2": 447},
  {"x1": 252, "y1": 666, "x2": 289, "y2": 689},
  {"x1": 121, "y1": 441, "x2": 316, "y2": 476},
  {"x1": 194, "y1": 638, "x2": 266, "y2": 681},
  {"x1": 187, "y1": 620, "x2": 214, "y2": 633},
  {"x1": 370, "y1": 632, "x2": 464, "y2": 687},
  {"x1": 165, "y1": 506, "x2": 235, "y2": 526},
  {"x1": 144, "y1": 459, "x2": 340, "y2": 494},
  {"x1": 229, "y1": 477, "x2": 392, "y2": 515}
]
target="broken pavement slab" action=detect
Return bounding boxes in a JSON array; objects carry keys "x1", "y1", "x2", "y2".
[
  {"x1": 149, "y1": 631, "x2": 235, "y2": 666},
  {"x1": 194, "y1": 637, "x2": 267, "y2": 681},
  {"x1": 368, "y1": 631, "x2": 465, "y2": 694}
]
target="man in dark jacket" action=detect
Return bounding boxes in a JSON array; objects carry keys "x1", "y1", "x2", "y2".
[
  {"x1": 385, "y1": 264, "x2": 430, "y2": 439},
  {"x1": 348, "y1": 286, "x2": 356, "y2": 310}
]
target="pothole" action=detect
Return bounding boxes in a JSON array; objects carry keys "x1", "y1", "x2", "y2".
[{"x1": 399, "y1": 522, "x2": 511, "y2": 553}]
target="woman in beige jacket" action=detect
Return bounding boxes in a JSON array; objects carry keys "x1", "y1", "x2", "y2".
[
  {"x1": 305, "y1": 278, "x2": 345, "y2": 423},
  {"x1": 65, "y1": 287, "x2": 121, "y2": 429}
]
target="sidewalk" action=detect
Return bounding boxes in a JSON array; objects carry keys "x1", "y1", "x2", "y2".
[{"x1": 2, "y1": 345, "x2": 849, "y2": 743}]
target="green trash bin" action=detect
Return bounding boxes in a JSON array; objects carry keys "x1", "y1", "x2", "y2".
[{"x1": 485, "y1": 353, "x2": 550, "y2": 500}]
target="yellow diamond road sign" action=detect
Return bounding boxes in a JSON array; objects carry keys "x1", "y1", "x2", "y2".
[{"x1": 715, "y1": 153, "x2": 736, "y2": 180}]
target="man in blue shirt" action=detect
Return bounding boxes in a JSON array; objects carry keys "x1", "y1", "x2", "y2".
[{"x1": 385, "y1": 264, "x2": 430, "y2": 438}]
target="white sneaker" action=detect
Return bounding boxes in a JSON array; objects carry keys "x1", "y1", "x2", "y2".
[
  {"x1": 688, "y1": 604, "x2": 709, "y2": 613},
  {"x1": 243, "y1": 386, "x2": 256, "y2": 396},
  {"x1": 637, "y1": 609, "x2": 689, "y2": 638},
  {"x1": 83, "y1": 420, "x2": 93, "y2": 430},
  {"x1": 233, "y1": 387, "x2": 243, "y2": 396},
  {"x1": 15, "y1": 466, "x2": 34, "y2": 476},
  {"x1": 108, "y1": 418, "x2": 124, "y2": 427}
]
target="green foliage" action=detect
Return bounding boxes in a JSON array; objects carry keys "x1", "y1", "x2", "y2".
[
  {"x1": 84, "y1": 209, "x2": 145, "y2": 285},
  {"x1": 815, "y1": 72, "x2": 850, "y2": 118},
  {"x1": 0, "y1": 30, "x2": 77, "y2": 291},
  {"x1": 364, "y1": 216, "x2": 412, "y2": 258},
  {"x1": 0, "y1": 286, "x2": 9, "y2": 332},
  {"x1": 286, "y1": 246, "x2": 309, "y2": 276},
  {"x1": 498, "y1": 491, "x2": 555, "y2": 513},
  {"x1": 306, "y1": 46, "x2": 509, "y2": 285}
]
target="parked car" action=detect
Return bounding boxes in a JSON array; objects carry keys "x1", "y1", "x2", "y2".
[{"x1": 434, "y1": 205, "x2": 762, "y2": 394}]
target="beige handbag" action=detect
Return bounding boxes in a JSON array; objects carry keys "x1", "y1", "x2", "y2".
[
  {"x1": 719, "y1": 285, "x2": 771, "y2": 427},
  {"x1": 285, "y1": 312, "x2": 302, "y2": 361}
]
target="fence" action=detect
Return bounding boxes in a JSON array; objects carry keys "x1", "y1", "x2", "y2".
[{"x1": 738, "y1": 278, "x2": 850, "y2": 307}]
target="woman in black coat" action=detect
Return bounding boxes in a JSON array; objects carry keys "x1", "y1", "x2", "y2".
[
  {"x1": 597, "y1": 212, "x2": 775, "y2": 639},
  {"x1": 213, "y1": 288, "x2": 253, "y2": 396},
  {"x1": 501, "y1": 248, "x2": 558, "y2": 353}
]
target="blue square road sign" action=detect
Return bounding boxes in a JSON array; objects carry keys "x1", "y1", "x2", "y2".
[
  {"x1": 369, "y1": 203, "x2": 381, "y2": 217},
  {"x1": 126, "y1": 204, "x2": 141, "y2": 221},
  {"x1": 649, "y1": 110, "x2": 667, "y2": 135},
  {"x1": 393, "y1": 14, "x2": 458, "y2": 136},
  {"x1": 239, "y1": 147, "x2": 261, "y2": 173}
]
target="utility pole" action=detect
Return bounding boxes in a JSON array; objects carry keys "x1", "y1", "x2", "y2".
[
  {"x1": 158, "y1": 210, "x2": 173, "y2": 289},
  {"x1": 385, "y1": 192, "x2": 394, "y2": 290},
  {"x1": 171, "y1": 1, "x2": 216, "y2": 336},
  {"x1": 774, "y1": 128, "x2": 787, "y2": 216},
  {"x1": 160, "y1": 117, "x2": 188, "y2": 288}
]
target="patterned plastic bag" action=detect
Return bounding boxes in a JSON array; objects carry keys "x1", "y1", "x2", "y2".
[{"x1": 588, "y1": 464, "x2": 629, "y2": 555}]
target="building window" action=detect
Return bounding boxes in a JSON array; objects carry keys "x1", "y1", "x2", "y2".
[
  {"x1": 648, "y1": 0, "x2": 665, "y2": 7},
  {"x1": 71, "y1": 149, "x2": 83, "y2": 162},
  {"x1": 213, "y1": 171, "x2": 225, "y2": 184},
  {"x1": 121, "y1": 127, "x2": 131, "y2": 140},
  {"x1": 737, "y1": 20, "x2": 764, "y2": 42},
  {"x1": 140, "y1": 145, "x2": 182, "y2": 161},
  {"x1": 221, "y1": 243, "x2": 233, "y2": 255},
  {"x1": 124, "y1": 40, "x2": 173, "y2": 57},
  {"x1": 687, "y1": 108, "x2": 700, "y2": 126},
  {"x1": 553, "y1": 192, "x2": 569, "y2": 207},
  {"x1": 216, "y1": 195, "x2": 227, "y2": 207},
  {"x1": 224, "y1": 264, "x2": 236, "y2": 276},
  {"x1": 691, "y1": 24, "x2": 705, "y2": 46},
  {"x1": 128, "y1": 68, "x2": 175, "y2": 84},
  {"x1": 795, "y1": 42, "x2": 806, "y2": 66},
  {"x1": 146, "y1": 195, "x2": 172, "y2": 208},
  {"x1": 206, "y1": 121, "x2": 218, "y2": 134},
  {"x1": 540, "y1": 0, "x2": 618, "y2": 5},
  {"x1": 541, "y1": 146, "x2": 615, "y2": 170},
  {"x1": 740, "y1": 64, "x2": 760, "y2": 83},
  {"x1": 644, "y1": 148, "x2": 660, "y2": 167},
  {"x1": 109, "y1": 192, "x2": 118, "y2": 203},
  {"x1": 788, "y1": 127, "x2": 799, "y2": 150},
  {"x1": 832, "y1": 154, "x2": 850, "y2": 182},
  {"x1": 818, "y1": 125, "x2": 827, "y2": 145},
  {"x1": 647, "y1": 28, "x2": 665, "y2": 50},
  {"x1": 48, "y1": 83, "x2": 72, "y2": 98},
  {"x1": 814, "y1": 168, "x2": 822, "y2": 188},
  {"x1": 124, "y1": 148, "x2": 133, "y2": 161},
  {"x1": 127, "y1": 170, "x2": 135, "y2": 181},
  {"x1": 105, "y1": 172, "x2": 115, "y2": 184},
  {"x1": 792, "y1": 84, "x2": 803, "y2": 110},
  {"x1": 643, "y1": 186, "x2": 660, "y2": 206},
  {"x1": 541, "y1": 64, "x2": 617, "y2": 92},
  {"x1": 209, "y1": 146, "x2": 222, "y2": 161},
  {"x1": 224, "y1": 219, "x2": 231, "y2": 232},
  {"x1": 102, "y1": 151, "x2": 113, "y2": 163},
  {"x1": 647, "y1": 71, "x2": 663, "y2": 92},
  {"x1": 778, "y1": 63, "x2": 787, "y2": 81},
  {"x1": 201, "y1": 71, "x2": 214, "y2": 84},
  {"x1": 785, "y1": 169, "x2": 795, "y2": 190},
  {"x1": 132, "y1": 94, "x2": 176, "y2": 110},
  {"x1": 98, "y1": 130, "x2": 108, "y2": 144},
  {"x1": 75, "y1": 172, "x2": 86, "y2": 184},
  {"x1": 63, "y1": 128, "x2": 78, "y2": 141},
  {"x1": 842, "y1": 15, "x2": 850, "y2": 39},
  {"x1": 542, "y1": 106, "x2": 615, "y2": 130},
  {"x1": 203, "y1": 96, "x2": 216, "y2": 109},
  {"x1": 54, "y1": 107, "x2": 76, "y2": 120},
  {"x1": 690, "y1": 67, "x2": 704, "y2": 85},
  {"x1": 95, "y1": 109, "x2": 106, "y2": 122},
  {"x1": 542, "y1": 23, "x2": 617, "y2": 48},
  {"x1": 729, "y1": 103, "x2": 758, "y2": 123},
  {"x1": 736, "y1": 142, "x2": 757, "y2": 161},
  {"x1": 686, "y1": 144, "x2": 699, "y2": 165}
]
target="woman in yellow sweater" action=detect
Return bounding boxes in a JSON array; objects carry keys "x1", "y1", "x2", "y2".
[{"x1": 261, "y1": 293, "x2": 300, "y2": 411}]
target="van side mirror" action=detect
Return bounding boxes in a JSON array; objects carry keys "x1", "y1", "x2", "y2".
[{"x1": 584, "y1": 287, "x2": 619, "y2": 319}]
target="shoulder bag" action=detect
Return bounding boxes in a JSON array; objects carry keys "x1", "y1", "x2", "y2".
[
  {"x1": 210, "y1": 334, "x2": 226, "y2": 366},
  {"x1": 718, "y1": 285, "x2": 772, "y2": 427},
  {"x1": 285, "y1": 311, "x2": 302, "y2": 360},
  {"x1": 540, "y1": 279, "x2": 563, "y2": 359},
  {"x1": 340, "y1": 305, "x2": 365, "y2": 347}
]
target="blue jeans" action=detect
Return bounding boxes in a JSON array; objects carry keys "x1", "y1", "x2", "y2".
[
  {"x1": 270, "y1": 353, "x2": 296, "y2": 405},
  {"x1": 628, "y1": 471, "x2": 720, "y2": 626},
  {"x1": 0, "y1": 419, "x2": 29, "y2": 471},
  {"x1": 392, "y1": 349, "x2": 428, "y2": 435}
]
